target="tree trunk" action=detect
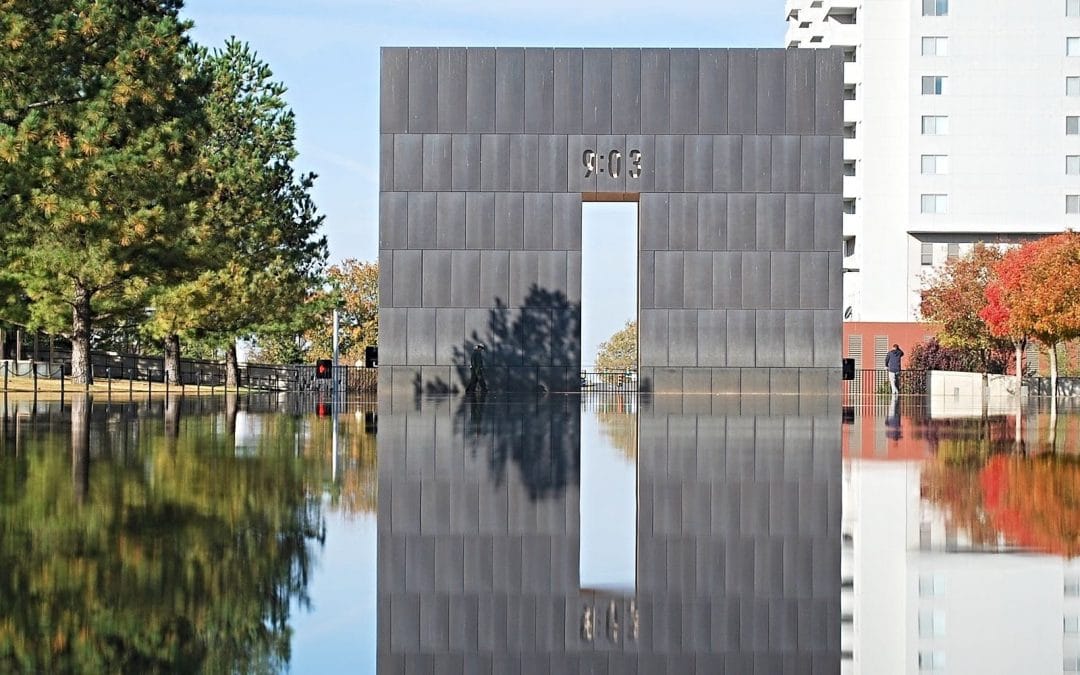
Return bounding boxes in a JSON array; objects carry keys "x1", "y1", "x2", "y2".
[
  {"x1": 164, "y1": 334, "x2": 181, "y2": 387},
  {"x1": 71, "y1": 286, "x2": 93, "y2": 385},
  {"x1": 1051, "y1": 342, "x2": 1060, "y2": 401},
  {"x1": 1014, "y1": 339, "x2": 1024, "y2": 393},
  {"x1": 225, "y1": 341, "x2": 239, "y2": 391}
]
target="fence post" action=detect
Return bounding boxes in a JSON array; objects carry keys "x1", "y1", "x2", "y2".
[
  {"x1": 165, "y1": 370, "x2": 169, "y2": 398},
  {"x1": 107, "y1": 367, "x2": 111, "y2": 396},
  {"x1": 32, "y1": 361, "x2": 37, "y2": 392},
  {"x1": 2, "y1": 361, "x2": 6, "y2": 391},
  {"x1": 60, "y1": 364, "x2": 65, "y2": 398}
]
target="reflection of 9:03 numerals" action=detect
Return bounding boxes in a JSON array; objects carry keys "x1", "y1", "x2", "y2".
[{"x1": 582, "y1": 149, "x2": 643, "y2": 179}]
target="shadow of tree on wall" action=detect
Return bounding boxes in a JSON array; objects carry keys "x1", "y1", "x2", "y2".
[
  {"x1": 452, "y1": 285, "x2": 581, "y2": 394},
  {"x1": 454, "y1": 394, "x2": 580, "y2": 501}
]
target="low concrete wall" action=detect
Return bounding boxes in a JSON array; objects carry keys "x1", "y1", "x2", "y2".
[{"x1": 928, "y1": 370, "x2": 1020, "y2": 417}]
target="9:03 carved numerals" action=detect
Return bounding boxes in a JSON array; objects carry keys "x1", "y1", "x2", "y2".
[{"x1": 582, "y1": 149, "x2": 643, "y2": 179}]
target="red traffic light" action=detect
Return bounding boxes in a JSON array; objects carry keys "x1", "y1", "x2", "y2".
[{"x1": 315, "y1": 359, "x2": 332, "y2": 379}]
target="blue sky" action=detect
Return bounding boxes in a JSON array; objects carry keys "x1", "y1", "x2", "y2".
[{"x1": 182, "y1": 0, "x2": 787, "y2": 361}]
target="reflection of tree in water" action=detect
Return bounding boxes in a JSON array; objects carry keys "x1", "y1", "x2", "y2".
[
  {"x1": 296, "y1": 405, "x2": 378, "y2": 517},
  {"x1": 452, "y1": 285, "x2": 580, "y2": 393},
  {"x1": 456, "y1": 396, "x2": 580, "y2": 501},
  {"x1": 594, "y1": 399, "x2": 637, "y2": 461},
  {"x1": 924, "y1": 452, "x2": 1080, "y2": 557},
  {"x1": 0, "y1": 396, "x2": 325, "y2": 672}
]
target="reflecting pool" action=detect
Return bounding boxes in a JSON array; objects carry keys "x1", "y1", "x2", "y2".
[{"x1": 3, "y1": 391, "x2": 1079, "y2": 673}]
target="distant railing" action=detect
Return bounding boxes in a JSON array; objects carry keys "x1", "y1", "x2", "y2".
[
  {"x1": 580, "y1": 370, "x2": 638, "y2": 392},
  {"x1": 844, "y1": 368, "x2": 927, "y2": 399}
]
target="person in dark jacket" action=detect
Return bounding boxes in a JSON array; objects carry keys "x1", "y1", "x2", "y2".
[
  {"x1": 885, "y1": 344, "x2": 904, "y2": 395},
  {"x1": 466, "y1": 343, "x2": 488, "y2": 394}
]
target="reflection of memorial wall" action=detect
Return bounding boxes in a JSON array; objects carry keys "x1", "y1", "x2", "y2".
[{"x1": 376, "y1": 396, "x2": 840, "y2": 670}]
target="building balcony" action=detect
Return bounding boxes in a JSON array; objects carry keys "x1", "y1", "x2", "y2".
[
  {"x1": 829, "y1": 21, "x2": 859, "y2": 47},
  {"x1": 843, "y1": 211, "x2": 861, "y2": 239},
  {"x1": 843, "y1": 173, "x2": 862, "y2": 199},
  {"x1": 843, "y1": 136, "x2": 862, "y2": 161},
  {"x1": 843, "y1": 98, "x2": 863, "y2": 123},
  {"x1": 844, "y1": 60, "x2": 862, "y2": 86}
]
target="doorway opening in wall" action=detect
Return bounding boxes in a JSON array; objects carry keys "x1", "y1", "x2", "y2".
[
  {"x1": 579, "y1": 198, "x2": 638, "y2": 595},
  {"x1": 581, "y1": 200, "x2": 638, "y2": 392}
]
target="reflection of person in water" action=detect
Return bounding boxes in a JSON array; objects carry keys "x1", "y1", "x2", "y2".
[
  {"x1": 885, "y1": 394, "x2": 902, "y2": 440},
  {"x1": 469, "y1": 391, "x2": 485, "y2": 437},
  {"x1": 465, "y1": 344, "x2": 488, "y2": 394}
]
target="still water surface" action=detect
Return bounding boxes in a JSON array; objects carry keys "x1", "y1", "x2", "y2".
[{"x1": 0, "y1": 392, "x2": 1076, "y2": 673}]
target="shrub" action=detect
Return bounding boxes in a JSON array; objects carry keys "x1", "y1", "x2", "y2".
[{"x1": 909, "y1": 337, "x2": 1008, "y2": 374}]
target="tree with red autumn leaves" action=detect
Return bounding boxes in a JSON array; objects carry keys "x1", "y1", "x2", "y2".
[
  {"x1": 983, "y1": 232, "x2": 1080, "y2": 397},
  {"x1": 980, "y1": 243, "x2": 1038, "y2": 384},
  {"x1": 920, "y1": 243, "x2": 1012, "y2": 373}
]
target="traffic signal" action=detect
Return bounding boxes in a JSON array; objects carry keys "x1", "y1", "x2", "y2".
[{"x1": 315, "y1": 359, "x2": 332, "y2": 379}]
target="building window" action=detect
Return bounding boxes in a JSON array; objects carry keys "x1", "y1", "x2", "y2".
[
  {"x1": 1069, "y1": 156, "x2": 1080, "y2": 175},
  {"x1": 923, "y1": 0, "x2": 948, "y2": 16},
  {"x1": 1067, "y1": 578, "x2": 1080, "y2": 596},
  {"x1": 921, "y1": 154, "x2": 949, "y2": 174},
  {"x1": 1069, "y1": 195, "x2": 1080, "y2": 214},
  {"x1": 1070, "y1": 0, "x2": 1080, "y2": 17},
  {"x1": 922, "y1": 76, "x2": 948, "y2": 95},
  {"x1": 1067, "y1": 616, "x2": 1080, "y2": 633},
  {"x1": 947, "y1": 243, "x2": 960, "y2": 259},
  {"x1": 922, "y1": 37, "x2": 949, "y2": 56},
  {"x1": 1070, "y1": 117, "x2": 1080, "y2": 135},
  {"x1": 919, "y1": 574, "x2": 945, "y2": 596},
  {"x1": 1070, "y1": 37, "x2": 1080, "y2": 55},
  {"x1": 919, "y1": 610, "x2": 947, "y2": 638},
  {"x1": 1069, "y1": 77, "x2": 1080, "y2": 96},
  {"x1": 920, "y1": 242, "x2": 934, "y2": 265},
  {"x1": 918, "y1": 651, "x2": 946, "y2": 671},
  {"x1": 1066, "y1": 656, "x2": 1080, "y2": 673},
  {"x1": 922, "y1": 115, "x2": 949, "y2": 134},
  {"x1": 921, "y1": 194, "x2": 948, "y2": 214}
]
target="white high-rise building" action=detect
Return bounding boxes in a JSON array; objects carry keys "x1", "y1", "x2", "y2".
[{"x1": 785, "y1": 0, "x2": 1074, "y2": 347}]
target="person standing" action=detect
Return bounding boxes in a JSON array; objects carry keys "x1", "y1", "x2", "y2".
[
  {"x1": 885, "y1": 343, "x2": 904, "y2": 395},
  {"x1": 466, "y1": 343, "x2": 488, "y2": 394}
]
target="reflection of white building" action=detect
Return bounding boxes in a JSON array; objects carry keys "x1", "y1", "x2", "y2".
[{"x1": 843, "y1": 458, "x2": 1080, "y2": 674}]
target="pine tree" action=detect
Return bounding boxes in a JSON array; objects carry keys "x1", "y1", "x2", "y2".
[
  {"x1": 144, "y1": 39, "x2": 327, "y2": 387},
  {"x1": 0, "y1": 0, "x2": 208, "y2": 383}
]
